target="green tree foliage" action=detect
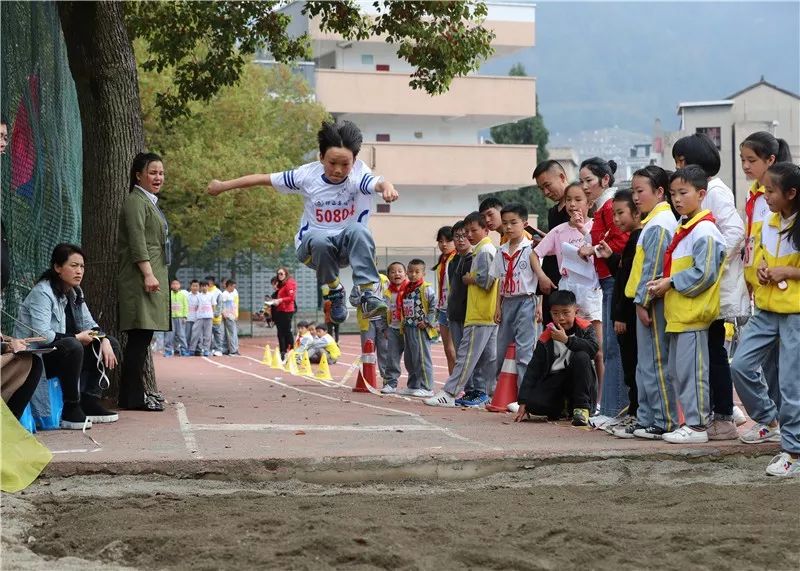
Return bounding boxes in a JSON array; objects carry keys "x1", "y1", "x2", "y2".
[
  {"x1": 126, "y1": 1, "x2": 495, "y2": 122},
  {"x1": 137, "y1": 53, "x2": 327, "y2": 273},
  {"x1": 483, "y1": 63, "x2": 553, "y2": 229}
]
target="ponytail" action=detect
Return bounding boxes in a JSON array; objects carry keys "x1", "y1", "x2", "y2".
[{"x1": 741, "y1": 131, "x2": 793, "y2": 164}]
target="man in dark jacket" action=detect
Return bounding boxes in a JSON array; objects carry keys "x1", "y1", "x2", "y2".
[{"x1": 514, "y1": 290, "x2": 598, "y2": 426}]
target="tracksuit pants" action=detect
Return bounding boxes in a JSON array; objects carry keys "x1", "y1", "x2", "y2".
[
  {"x1": 495, "y1": 295, "x2": 537, "y2": 391},
  {"x1": 667, "y1": 330, "x2": 711, "y2": 428},
  {"x1": 635, "y1": 299, "x2": 679, "y2": 432},
  {"x1": 444, "y1": 324, "x2": 497, "y2": 397}
]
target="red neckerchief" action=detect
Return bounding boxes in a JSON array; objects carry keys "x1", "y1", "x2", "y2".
[
  {"x1": 388, "y1": 279, "x2": 408, "y2": 319},
  {"x1": 502, "y1": 248, "x2": 523, "y2": 295},
  {"x1": 745, "y1": 184, "x2": 764, "y2": 239},
  {"x1": 663, "y1": 212, "x2": 716, "y2": 277},
  {"x1": 397, "y1": 279, "x2": 422, "y2": 316},
  {"x1": 435, "y1": 252, "x2": 453, "y2": 301}
]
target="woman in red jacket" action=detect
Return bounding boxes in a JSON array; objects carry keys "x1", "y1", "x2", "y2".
[{"x1": 272, "y1": 267, "x2": 297, "y2": 360}]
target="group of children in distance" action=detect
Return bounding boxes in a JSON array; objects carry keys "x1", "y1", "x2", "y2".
[
  {"x1": 164, "y1": 276, "x2": 240, "y2": 357},
  {"x1": 207, "y1": 120, "x2": 799, "y2": 478},
  {"x1": 294, "y1": 320, "x2": 341, "y2": 364}
]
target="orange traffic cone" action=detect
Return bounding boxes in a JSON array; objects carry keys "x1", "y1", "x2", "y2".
[
  {"x1": 353, "y1": 339, "x2": 378, "y2": 392},
  {"x1": 486, "y1": 343, "x2": 518, "y2": 412}
]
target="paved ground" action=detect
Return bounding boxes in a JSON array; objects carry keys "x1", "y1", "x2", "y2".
[{"x1": 35, "y1": 333, "x2": 778, "y2": 481}]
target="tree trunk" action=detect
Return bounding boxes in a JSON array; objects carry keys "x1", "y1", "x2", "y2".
[{"x1": 58, "y1": 1, "x2": 158, "y2": 398}]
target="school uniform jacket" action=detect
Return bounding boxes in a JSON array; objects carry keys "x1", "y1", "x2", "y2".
[
  {"x1": 625, "y1": 202, "x2": 679, "y2": 307},
  {"x1": 663, "y1": 211, "x2": 726, "y2": 333},
  {"x1": 464, "y1": 237, "x2": 498, "y2": 326},
  {"x1": 606, "y1": 228, "x2": 641, "y2": 325},
  {"x1": 518, "y1": 317, "x2": 599, "y2": 406},
  {"x1": 754, "y1": 212, "x2": 800, "y2": 314},
  {"x1": 744, "y1": 182, "x2": 772, "y2": 290}
]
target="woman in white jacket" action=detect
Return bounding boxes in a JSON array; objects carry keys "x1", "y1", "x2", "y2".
[{"x1": 673, "y1": 134, "x2": 750, "y2": 439}]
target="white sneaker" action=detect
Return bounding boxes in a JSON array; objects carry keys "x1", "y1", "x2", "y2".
[
  {"x1": 588, "y1": 414, "x2": 616, "y2": 430},
  {"x1": 507, "y1": 402, "x2": 520, "y2": 413},
  {"x1": 380, "y1": 385, "x2": 397, "y2": 394},
  {"x1": 732, "y1": 405, "x2": 748, "y2": 427},
  {"x1": 765, "y1": 452, "x2": 800, "y2": 477},
  {"x1": 212, "y1": 350, "x2": 223, "y2": 357},
  {"x1": 740, "y1": 422, "x2": 780, "y2": 444},
  {"x1": 397, "y1": 387, "x2": 416, "y2": 396},
  {"x1": 663, "y1": 425, "x2": 709, "y2": 444},
  {"x1": 424, "y1": 390, "x2": 456, "y2": 407},
  {"x1": 409, "y1": 388, "x2": 434, "y2": 398}
]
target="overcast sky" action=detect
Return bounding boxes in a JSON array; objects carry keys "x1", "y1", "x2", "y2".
[{"x1": 482, "y1": 1, "x2": 800, "y2": 137}]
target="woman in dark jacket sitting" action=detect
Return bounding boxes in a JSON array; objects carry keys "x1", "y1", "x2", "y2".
[{"x1": 16, "y1": 244, "x2": 121, "y2": 429}]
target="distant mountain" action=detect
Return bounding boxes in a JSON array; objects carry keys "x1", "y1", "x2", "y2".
[{"x1": 481, "y1": 1, "x2": 800, "y2": 138}]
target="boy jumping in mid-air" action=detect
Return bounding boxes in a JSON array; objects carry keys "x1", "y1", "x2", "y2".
[{"x1": 208, "y1": 121, "x2": 398, "y2": 323}]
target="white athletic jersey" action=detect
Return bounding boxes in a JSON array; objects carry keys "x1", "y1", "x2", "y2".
[
  {"x1": 490, "y1": 237, "x2": 539, "y2": 297},
  {"x1": 271, "y1": 159, "x2": 381, "y2": 249}
]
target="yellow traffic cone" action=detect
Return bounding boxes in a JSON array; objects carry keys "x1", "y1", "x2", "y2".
[
  {"x1": 272, "y1": 347, "x2": 285, "y2": 371},
  {"x1": 286, "y1": 350, "x2": 298, "y2": 375},
  {"x1": 315, "y1": 352, "x2": 333, "y2": 381},
  {"x1": 298, "y1": 351, "x2": 313, "y2": 376},
  {"x1": 260, "y1": 345, "x2": 272, "y2": 366}
]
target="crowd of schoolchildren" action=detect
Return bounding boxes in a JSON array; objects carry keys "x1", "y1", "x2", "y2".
[
  {"x1": 163, "y1": 276, "x2": 240, "y2": 357},
  {"x1": 365, "y1": 131, "x2": 799, "y2": 478}
]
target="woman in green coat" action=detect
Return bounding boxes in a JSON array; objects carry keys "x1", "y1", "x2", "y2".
[{"x1": 117, "y1": 152, "x2": 170, "y2": 411}]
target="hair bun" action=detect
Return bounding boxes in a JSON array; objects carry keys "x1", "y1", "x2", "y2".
[{"x1": 608, "y1": 160, "x2": 618, "y2": 174}]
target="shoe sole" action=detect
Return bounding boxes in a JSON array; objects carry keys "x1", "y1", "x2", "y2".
[
  {"x1": 362, "y1": 306, "x2": 388, "y2": 319},
  {"x1": 633, "y1": 432, "x2": 662, "y2": 440},
  {"x1": 740, "y1": 436, "x2": 781, "y2": 444},
  {"x1": 61, "y1": 420, "x2": 91, "y2": 430},
  {"x1": 613, "y1": 432, "x2": 636, "y2": 439},
  {"x1": 86, "y1": 414, "x2": 119, "y2": 423}
]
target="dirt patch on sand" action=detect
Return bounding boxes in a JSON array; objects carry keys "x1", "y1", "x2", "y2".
[{"x1": 4, "y1": 457, "x2": 798, "y2": 570}]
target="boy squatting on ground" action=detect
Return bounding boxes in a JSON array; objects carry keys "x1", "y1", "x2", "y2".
[
  {"x1": 426, "y1": 211, "x2": 498, "y2": 408},
  {"x1": 207, "y1": 121, "x2": 398, "y2": 324},
  {"x1": 513, "y1": 290, "x2": 599, "y2": 426},
  {"x1": 308, "y1": 323, "x2": 341, "y2": 364},
  {"x1": 646, "y1": 166, "x2": 726, "y2": 444}
]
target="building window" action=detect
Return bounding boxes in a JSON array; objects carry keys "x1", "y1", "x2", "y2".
[
  {"x1": 376, "y1": 64, "x2": 390, "y2": 72},
  {"x1": 696, "y1": 127, "x2": 722, "y2": 150},
  {"x1": 377, "y1": 203, "x2": 391, "y2": 213},
  {"x1": 361, "y1": 54, "x2": 374, "y2": 65},
  {"x1": 414, "y1": 131, "x2": 423, "y2": 139},
  {"x1": 376, "y1": 133, "x2": 390, "y2": 142}
]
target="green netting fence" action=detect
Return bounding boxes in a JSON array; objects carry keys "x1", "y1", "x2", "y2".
[{"x1": 1, "y1": 1, "x2": 83, "y2": 332}]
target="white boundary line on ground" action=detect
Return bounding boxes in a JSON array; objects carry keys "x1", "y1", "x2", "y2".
[
  {"x1": 175, "y1": 401, "x2": 203, "y2": 459},
  {"x1": 50, "y1": 448, "x2": 104, "y2": 455},
  {"x1": 201, "y1": 357, "x2": 501, "y2": 451},
  {"x1": 191, "y1": 423, "x2": 441, "y2": 432}
]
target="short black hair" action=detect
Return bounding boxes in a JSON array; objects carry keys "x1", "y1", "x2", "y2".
[
  {"x1": 408, "y1": 258, "x2": 426, "y2": 270},
  {"x1": 670, "y1": 165, "x2": 708, "y2": 191},
  {"x1": 479, "y1": 197, "x2": 503, "y2": 213},
  {"x1": 226, "y1": 279, "x2": 236, "y2": 286},
  {"x1": 318, "y1": 120, "x2": 363, "y2": 158},
  {"x1": 463, "y1": 211, "x2": 486, "y2": 228},
  {"x1": 549, "y1": 289, "x2": 577, "y2": 307},
  {"x1": 612, "y1": 188, "x2": 638, "y2": 214},
  {"x1": 672, "y1": 133, "x2": 721, "y2": 177},
  {"x1": 532, "y1": 159, "x2": 566, "y2": 179},
  {"x1": 387, "y1": 261, "x2": 406, "y2": 272},
  {"x1": 500, "y1": 202, "x2": 528, "y2": 220},
  {"x1": 205, "y1": 275, "x2": 216, "y2": 284},
  {"x1": 199, "y1": 280, "x2": 209, "y2": 287},
  {"x1": 297, "y1": 320, "x2": 311, "y2": 328},
  {"x1": 451, "y1": 220, "x2": 466, "y2": 234},
  {"x1": 436, "y1": 225, "x2": 453, "y2": 241},
  {"x1": 315, "y1": 323, "x2": 328, "y2": 332}
]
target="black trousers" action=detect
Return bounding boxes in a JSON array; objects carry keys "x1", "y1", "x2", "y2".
[
  {"x1": 326, "y1": 322, "x2": 340, "y2": 343},
  {"x1": 6, "y1": 355, "x2": 44, "y2": 419},
  {"x1": 272, "y1": 310, "x2": 295, "y2": 357},
  {"x1": 524, "y1": 351, "x2": 596, "y2": 419},
  {"x1": 708, "y1": 319, "x2": 734, "y2": 416},
  {"x1": 617, "y1": 327, "x2": 638, "y2": 417},
  {"x1": 119, "y1": 329, "x2": 153, "y2": 408},
  {"x1": 42, "y1": 336, "x2": 121, "y2": 403}
]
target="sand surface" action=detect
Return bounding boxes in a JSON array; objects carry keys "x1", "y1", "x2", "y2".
[{"x1": 3, "y1": 456, "x2": 798, "y2": 570}]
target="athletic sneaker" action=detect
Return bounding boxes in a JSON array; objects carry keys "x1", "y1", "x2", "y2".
[
  {"x1": 212, "y1": 350, "x2": 223, "y2": 357},
  {"x1": 360, "y1": 289, "x2": 389, "y2": 319},
  {"x1": 380, "y1": 384, "x2": 397, "y2": 394},
  {"x1": 613, "y1": 420, "x2": 644, "y2": 439},
  {"x1": 163, "y1": 350, "x2": 174, "y2": 357},
  {"x1": 60, "y1": 402, "x2": 92, "y2": 430},
  {"x1": 397, "y1": 387, "x2": 416, "y2": 396},
  {"x1": 765, "y1": 452, "x2": 800, "y2": 477},
  {"x1": 424, "y1": 390, "x2": 456, "y2": 407},
  {"x1": 409, "y1": 388, "x2": 434, "y2": 398},
  {"x1": 732, "y1": 405, "x2": 748, "y2": 427},
  {"x1": 663, "y1": 425, "x2": 709, "y2": 444},
  {"x1": 706, "y1": 418, "x2": 738, "y2": 441},
  {"x1": 507, "y1": 402, "x2": 520, "y2": 413},
  {"x1": 326, "y1": 284, "x2": 348, "y2": 324},
  {"x1": 81, "y1": 395, "x2": 119, "y2": 423},
  {"x1": 459, "y1": 391, "x2": 489, "y2": 408},
  {"x1": 740, "y1": 422, "x2": 781, "y2": 444},
  {"x1": 633, "y1": 426, "x2": 667, "y2": 440},
  {"x1": 454, "y1": 390, "x2": 477, "y2": 406},
  {"x1": 589, "y1": 414, "x2": 617, "y2": 430},
  {"x1": 572, "y1": 408, "x2": 590, "y2": 426}
]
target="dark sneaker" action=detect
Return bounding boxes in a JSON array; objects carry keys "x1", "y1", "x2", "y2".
[
  {"x1": 60, "y1": 402, "x2": 92, "y2": 430},
  {"x1": 572, "y1": 408, "x2": 590, "y2": 426},
  {"x1": 460, "y1": 391, "x2": 489, "y2": 408},
  {"x1": 633, "y1": 426, "x2": 667, "y2": 440},
  {"x1": 360, "y1": 289, "x2": 388, "y2": 319},
  {"x1": 81, "y1": 395, "x2": 119, "y2": 423},
  {"x1": 326, "y1": 284, "x2": 348, "y2": 323},
  {"x1": 455, "y1": 390, "x2": 478, "y2": 406}
]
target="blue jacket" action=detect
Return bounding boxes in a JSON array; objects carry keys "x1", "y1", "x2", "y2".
[{"x1": 15, "y1": 280, "x2": 99, "y2": 346}]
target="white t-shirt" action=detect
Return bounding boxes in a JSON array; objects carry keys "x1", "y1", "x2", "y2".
[
  {"x1": 271, "y1": 160, "x2": 381, "y2": 249},
  {"x1": 490, "y1": 237, "x2": 539, "y2": 297}
]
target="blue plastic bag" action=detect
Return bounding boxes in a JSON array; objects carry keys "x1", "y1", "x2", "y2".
[
  {"x1": 19, "y1": 404, "x2": 36, "y2": 434},
  {"x1": 31, "y1": 377, "x2": 63, "y2": 430}
]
